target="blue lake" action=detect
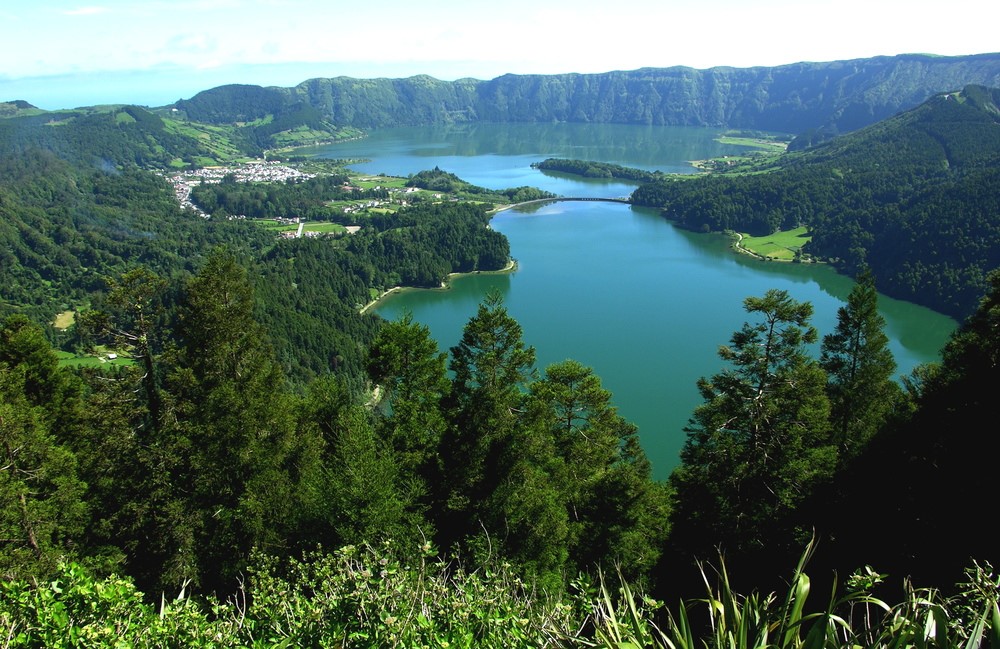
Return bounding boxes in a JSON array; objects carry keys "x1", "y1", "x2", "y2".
[{"x1": 307, "y1": 123, "x2": 958, "y2": 479}]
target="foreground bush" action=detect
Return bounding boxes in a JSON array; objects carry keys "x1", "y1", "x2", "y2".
[{"x1": 2, "y1": 541, "x2": 998, "y2": 647}]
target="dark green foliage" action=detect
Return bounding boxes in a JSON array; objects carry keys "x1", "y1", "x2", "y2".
[
  {"x1": 292, "y1": 74, "x2": 482, "y2": 128},
  {"x1": 174, "y1": 84, "x2": 288, "y2": 124},
  {"x1": 819, "y1": 267, "x2": 901, "y2": 459},
  {"x1": 253, "y1": 241, "x2": 380, "y2": 387},
  {"x1": 816, "y1": 270, "x2": 1000, "y2": 590},
  {"x1": 164, "y1": 250, "x2": 315, "y2": 593},
  {"x1": 345, "y1": 202, "x2": 511, "y2": 286},
  {"x1": 448, "y1": 290, "x2": 537, "y2": 400},
  {"x1": 188, "y1": 170, "x2": 355, "y2": 221},
  {"x1": 366, "y1": 311, "x2": 449, "y2": 488},
  {"x1": 405, "y1": 166, "x2": 557, "y2": 204},
  {"x1": 251, "y1": 200, "x2": 510, "y2": 386},
  {"x1": 407, "y1": 167, "x2": 466, "y2": 193},
  {"x1": 0, "y1": 120, "x2": 515, "y2": 387},
  {"x1": 440, "y1": 291, "x2": 538, "y2": 551},
  {"x1": 632, "y1": 85, "x2": 1000, "y2": 321},
  {"x1": 521, "y1": 360, "x2": 669, "y2": 582},
  {"x1": 294, "y1": 376, "x2": 422, "y2": 548},
  {"x1": 668, "y1": 290, "x2": 836, "y2": 576},
  {"x1": 323, "y1": 408, "x2": 421, "y2": 547},
  {"x1": 0, "y1": 149, "x2": 272, "y2": 324},
  {"x1": 364, "y1": 294, "x2": 671, "y2": 589},
  {"x1": 0, "y1": 106, "x2": 213, "y2": 168},
  {"x1": 62, "y1": 253, "x2": 327, "y2": 594},
  {"x1": 4, "y1": 56, "x2": 1000, "y2": 623},
  {"x1": 533, "y1": 158, "x2": 664, "y2": 183},
  {"x1": 169, "y1": 54, "x2": 1000, "y2": 135},
  {"x1": 0, "y1": 317, "x2": 87, "y2": 580}
]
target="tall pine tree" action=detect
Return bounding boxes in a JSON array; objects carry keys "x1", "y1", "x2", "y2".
[
  {"x1": 820, "y1": 267, "x2": 901, "y2": 461},
  {"x1": 668, "y1": 290, "x2": 835, "y2": 573},
  {"x1": 0, "y1": 316, "x2": 87, "y2": 580},
  {"x1": 440, "y1": 290, "x2": 536, "y2": 558},
  {"x1": 166, "y1": 249, "x2": 319, "y2": 594}
]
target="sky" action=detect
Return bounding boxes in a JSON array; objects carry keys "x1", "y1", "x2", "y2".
[{"x1": 2, "y1": 0, "x2": 997, "y2": 110}]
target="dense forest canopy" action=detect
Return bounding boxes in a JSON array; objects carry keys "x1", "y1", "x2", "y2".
[
  {"x1": 3, "y1": 262, "x2": 999, "y2": 644},
  {"x1": 171, "y1": 53, "x2": 1000, "y2": 136},
  {"x1": 1, "y1": 55, "x2": 999, "y2": 645},
  {"x1": 631, "y1": 84, "x2": 1000, "y2": 321}
]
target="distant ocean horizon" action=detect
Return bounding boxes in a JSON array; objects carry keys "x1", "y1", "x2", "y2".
[
  {"x1": 0, "y1": 64, "x2": 352, "y2": 110},
  {"x1": 1, "y1": 61, "x2": 504, "y2": 111}
]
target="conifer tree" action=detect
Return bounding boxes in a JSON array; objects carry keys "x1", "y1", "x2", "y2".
[
  {"x1": 366, "y1": 311, "x2": 449, "y2": 485},
  {"x1": 669, "y1": 289, "x2": 835, "y2": 564},
  {"x1": 324, "y1": 406, "x2": 417, "y2": 547},
  {"x1": 440, "y1": 290, "x2": 536, "y2": 554},
  {"x1": 523, "y1": 360, "x2": 669, "y2": 581},
  {"x1": 818, "y1": 271, "x2": 1000, "y2": 588},
  {"x1": 167, "y1": 249, "x2": 316, "y2": 593},
  {"x1": 0, "y1": 316, "x2": 87, "y2": 580},
  {"x1": 820, "y1": 267, "x2": 900, "y2": 460}
]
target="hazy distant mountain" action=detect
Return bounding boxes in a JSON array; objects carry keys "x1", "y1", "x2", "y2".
[
  {"x1": 0, "y1": 100, "x2": 41, "y2": 117},
  {"x1": 173, "y1": 53, "x2": 1000, "y2": 135}
]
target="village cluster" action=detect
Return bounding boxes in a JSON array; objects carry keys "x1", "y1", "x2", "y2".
[
  {"x1": 165, "y1": 161, "x2": 315, "y2": 218},
  {"x1": 163, "y1": 161, "x2": 428, "y2": 240}
]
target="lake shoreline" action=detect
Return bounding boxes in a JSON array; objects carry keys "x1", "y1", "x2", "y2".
[
  {"x1": 359, "y1": 258, "x2": 518, "y2": 315},
  {"x1": 729, "y1": 231, "x2": 822, "y2": 264}
]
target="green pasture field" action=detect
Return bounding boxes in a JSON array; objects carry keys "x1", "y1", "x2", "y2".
[
  {"x1": 160, "y1": 117, "x2": 249, "y2": 162},
  {"x1": 353, "y1": 175, "x2": 409, "y2": 189},
  {"x1": 306, "y1": 222, "x2": 349, "y2": 234},
  {"x1": 255, "y1": 220, "x2": 349, "y2": 235},
  {"x1": 257, "y1": 219, "x2": 294, "y2": 230},
  {"x1": 56, "y1": 350, "x2": 135, "y2": 368},
  {"x1": 737, "y1": 226, "x2": 811, "y2": 261},
  {"x1": 717, "y1": 135, "x2": 789, "y2": 151}
]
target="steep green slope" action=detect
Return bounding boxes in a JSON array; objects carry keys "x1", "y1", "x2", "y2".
[
  {"x1": 171, "y1": 53, "x2": 1000, "y2": 133},
  {"x1": 631, "y1": 84, "x2": 1000, "y2": 321},
  {"x1": 0, "y1": 149, "x2": 271, "y2": 324},
  {"x1": 0, "y1": 105, "x2": 225, "y2": 167}
]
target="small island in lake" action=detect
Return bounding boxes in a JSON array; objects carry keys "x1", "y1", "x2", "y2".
[{"x1": 531, "y1": 158, "x2": 665, "y2": 183}]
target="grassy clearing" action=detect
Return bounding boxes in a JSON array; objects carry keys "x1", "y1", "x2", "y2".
[
  {"x1": 254, "y1": 220, "x2": 349, "y2": 235},
  {"x1": 257, "y1": 219, "x2": 295, "y2": 231},
  {"x1": 52, "y1": 310, "x2": 75, "y2": 330},
  {"x1": 306, "y1": 222, "x2": 348, "y2": 234},
  {"x1": 737, "y1": 226, "x2": 811, "y2": 261},
  {"x1": 353, "y1": 175, "x2": 409, "y2": 189},
  {"x1": 692, "y1": 132, "x2": 790, "y2": 174},
  {"x1": 717, "y1": 134, "x2": 789, "y2": 151},
  {"x1": 159, "y1": 117, "x2": 248, "y2": 162},
  {"x1": 56, "y1": 350, "x2": 135, "y2": 368}
]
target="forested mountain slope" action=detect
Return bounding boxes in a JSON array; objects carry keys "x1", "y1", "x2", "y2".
[
  {"x1": 4, "y1": 56, "x2": 1000, "y2": 643},
  {"x1": 632, "y1": 84, "x2": 1000, "y2": 321},
  {"x1": 0, "y1": 119, "x2": 512, "y2": 387},
  {"x1": 0, "y1": 105, "x2": 221, "y2": 167},
  {"x1": 173, "y1": 53, "x2": 1000, "y2": 134},
  {"x1": 0, "y1": 149, "x2": 270, "y2": 324}
]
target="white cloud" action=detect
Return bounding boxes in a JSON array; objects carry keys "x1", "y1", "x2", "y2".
[
  {"x1": 63, "y1": 6, "x2": 109, "y2": 16},
  {"x1": 2, "y1": 0, "x2": 996, "y2": 85}
]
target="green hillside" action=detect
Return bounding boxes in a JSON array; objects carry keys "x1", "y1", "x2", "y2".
[
  {"x1": 631, "y1": 84, "x2": 1000, "y2": 321},
  {"x1": 171, "y1": 53, "x2": 1000, "y2": 134},
  {"x1": 2, "y1": 64, "x2": 1000, "y2": 647}
]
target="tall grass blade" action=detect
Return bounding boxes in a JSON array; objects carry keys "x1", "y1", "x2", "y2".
[{"x1": 991, "y1": 600, "x2": 1000, "y2": 649}]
